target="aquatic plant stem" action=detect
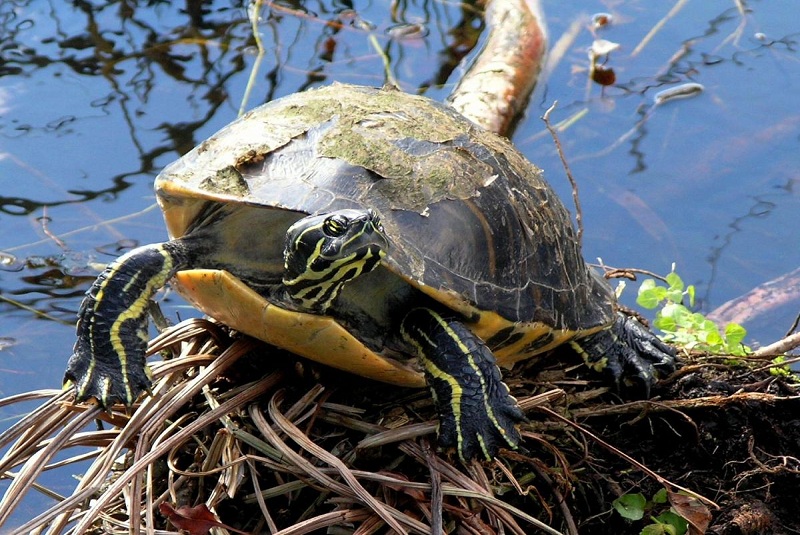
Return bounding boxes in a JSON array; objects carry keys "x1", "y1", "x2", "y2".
[{"x1": 239, "y1": 0, "x2": 266, "y2": 117}]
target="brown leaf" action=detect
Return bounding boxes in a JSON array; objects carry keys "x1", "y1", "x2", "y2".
[
  {"x1": 159, "y1": 502, "x2": 250, "y2": 535},
  {"x1": 668, "y1": 492, "x2": 712, "y2": 535}
]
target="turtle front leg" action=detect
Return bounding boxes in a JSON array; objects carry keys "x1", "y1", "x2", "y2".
[
  {"x1": 400, "y1": 307, "x2": 525, "y2": 462},
  {"x1": 64, "y1": 241, "x2": 188, "y2": 408}
]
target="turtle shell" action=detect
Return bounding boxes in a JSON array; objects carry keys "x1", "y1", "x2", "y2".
[{"x1": 155, "y1": 83, "x2": 616, "y2": 377}]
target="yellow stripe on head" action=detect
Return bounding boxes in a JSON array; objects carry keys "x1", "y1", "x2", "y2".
[{"x1": 283, "y1": 209, "x2": 388, "y2": 313}]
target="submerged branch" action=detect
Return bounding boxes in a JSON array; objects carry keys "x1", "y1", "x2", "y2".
[{"x1": 448, "y1": 0, "x2": 547, "y2": 136}]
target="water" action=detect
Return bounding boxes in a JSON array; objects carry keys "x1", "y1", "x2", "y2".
[
  {"x1": 0, "y1": 0, "x2": 798, "y2": 525},
  {"x1": 525, "y1": 0, "x2": 800, "y2": 343}
]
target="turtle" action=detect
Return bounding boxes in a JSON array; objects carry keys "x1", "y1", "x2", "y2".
[{"x1": 64, "y1": 83, "x2": 676, "y2": 461}]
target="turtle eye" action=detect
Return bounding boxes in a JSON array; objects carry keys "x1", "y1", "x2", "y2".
[{"x1": 323, "y1": 215, "x2": 348, "y2": 237}]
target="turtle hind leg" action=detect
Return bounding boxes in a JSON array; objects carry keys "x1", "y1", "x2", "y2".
[
  {"x1": 572, "y1": 311, "x2": 678, "y2": 397},
  {"x1": 400, "y1": 307, "x2": 525, "y2": 462}
]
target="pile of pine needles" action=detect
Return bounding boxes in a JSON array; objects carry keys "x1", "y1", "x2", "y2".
[{"x1": 0, "y1": 319, "x2": 569, "y2": 534}]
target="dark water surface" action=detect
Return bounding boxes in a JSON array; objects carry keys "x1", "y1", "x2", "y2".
[{"x1": 0, "y1": 0, "x2": 798, "y2": 524}]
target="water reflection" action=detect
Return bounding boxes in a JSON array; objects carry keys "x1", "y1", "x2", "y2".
[{"x1": 0, "y1": 0, "x2": 246, "y2": 214}]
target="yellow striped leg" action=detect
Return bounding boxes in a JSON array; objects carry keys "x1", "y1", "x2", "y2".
[
  {"x1": 400, "y1": 307, "x2": 525, "y2": 461},
  {"x1": 64, "y1": 241, "x2": 187, "y2": 408}
]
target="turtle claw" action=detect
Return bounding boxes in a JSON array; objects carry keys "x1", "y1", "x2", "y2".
[
  {"x1": 64, "y1": 341, "x2": 151, "y2": 409},
  {"x1": 574, "y1": 311, "x2": 678, "y2": 397},
  {"x1": 438, "y1": 375, "x2": 526, "y2": 462}
]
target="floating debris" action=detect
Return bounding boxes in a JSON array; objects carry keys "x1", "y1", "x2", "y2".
[
  {"x1": 591, "y1": 65, "x2": 616, "y2": 86},
  {"x1": 592, "y1": 12, "x2": 612, "y2": 29},
  {"x1": 654, "y1": 82, "x2": 705, "y2": 105},
  {"x1": 387, "y1": 22, "x2": 428, "y2": 40},
  {"x1": 0, "y1": 252, "x2": 21, "y2": 271},
  {"x1": 590, "y1": 38, "x2": 620, "y2": 57},
  {"x1": 588, "y1": 39, "x2": 620, "y2": 87}
]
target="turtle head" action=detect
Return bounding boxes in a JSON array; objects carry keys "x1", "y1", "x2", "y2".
[{"x1": 283, "y1": 208, "x2": 388, "y2": 313}]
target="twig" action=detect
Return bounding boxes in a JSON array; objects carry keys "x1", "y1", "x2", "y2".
[
  {"x1": 542, "y1": 101, "x2": 583, "y2": 246},
  {"x1": 752, "y1": 331, "x2": 800, "y2": 358},
  {"x1": 38, "y1": 207, "x2": 66, "y2": 250},
  {"x1": 590, "y1": 263, "x2": 670, "y2": 283},
  {"x1": 786, "y1": 312, "x2": 800, "y2": 338},
  {"x1": 422, "y1": 440, "x2": 443, "y2": 535},
  {"x1": 518, "y1": 388, "x2": 566, "y2": 412},
  {"x1": 0, "y1": 294, "x2": 68, "y2": 324},
  {"x1": 571, "y1": 392, "x2": 798, "y2": 419},
  {"x1": 529, "y1": 461, "x2": 578, "y2": 535},
  {"x1": 750, "y1": 332, "x2": 800, "y2": 358},
  {"x1": 5, "y1": 203, "x2": 160, "y2": 254}
]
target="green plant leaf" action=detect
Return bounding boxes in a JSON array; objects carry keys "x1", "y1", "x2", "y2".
[
  {"x1": 635, "y1": 268, "x2": 747, "y2": 356},
  {"x1": 665, "y1": 288, "x2": 684, "y2": 304},
  {"x1": 770, "y1": 356, "x2": 791, "y2": 377},
  {"x1": 613, "y1": 493, "x2": 647, "y2": 520},
  {"x1": 654, "y1": 314, "x2": 677, "y2": 333},
  {"x1": 639, "y1": 278, "x2": 657, "y2": 292},
  {"x1": 704, "y1": 330, "x2": 724, "y2": 349},
  {"x1": 660, "y1": 303, "x2": 692, "y2": 330},
  {"x1": 652, "y1": 488, "x2": 668, "y2": 504},
  {"x1": 665, "y1": 271, "x2": 684, "y2": 292},
  {"x1": 683, "y1": 312, "x2": 703, "y2": 330},
  {"x1": 655, "y1": 510, "x2": 689, "y2": 535},
  {"x1": 659, "y1": 302, "x2": 678, "y2": 319},
  {"x1": 637, "y1": 279, "x2": 665, "y2": 309},
  {"x1": 724, "y1": 323, "x2": 747, "y2": 347},
  {"x1": 641, "y1": 523, "x2": 676, "y2": 535}
]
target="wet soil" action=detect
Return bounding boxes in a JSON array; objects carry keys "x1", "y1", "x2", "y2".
[{"x1": 523, "y1": 354, "x2": 800, "y2": 534}]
